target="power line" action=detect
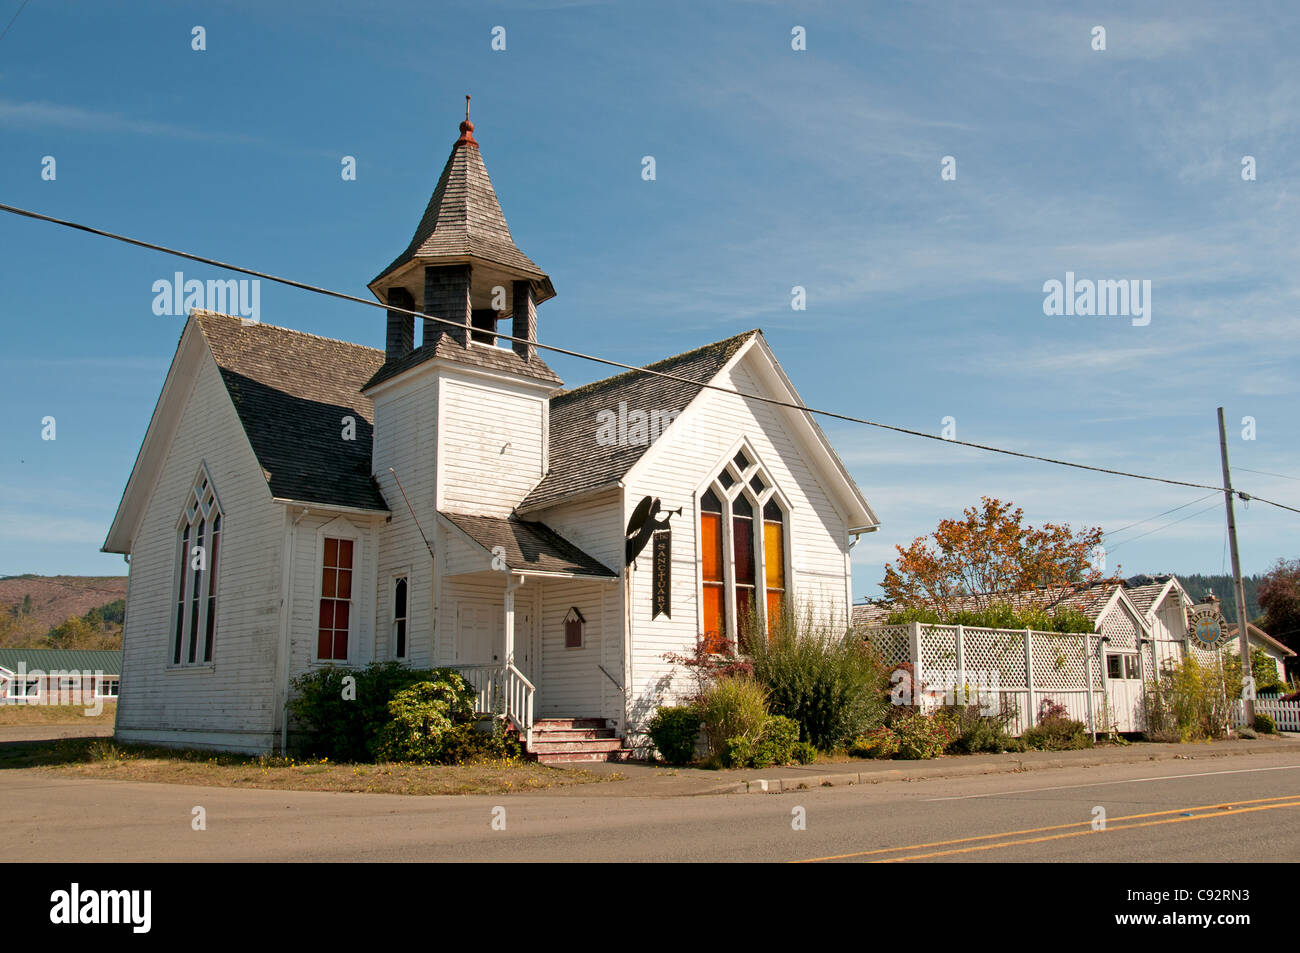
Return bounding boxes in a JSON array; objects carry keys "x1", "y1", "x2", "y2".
[
  {"x1": 0, "y1": 0, "x2": 30, "y2": 46},
  {"x1": 1103, "y1": 493, "x2": 1218, "y2": 540},
  {"x1": 1238, "y1": 467, "x2": 1300, "y2": 483},
  {"x1": 3, "y1": 200, "x2": 1300, "y2": 517},
  {"x1": 1107, "y1": 502, "x2": 1225, "y2": 554}
]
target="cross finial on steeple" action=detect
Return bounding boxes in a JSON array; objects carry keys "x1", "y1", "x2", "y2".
[{"x1": 457, "y1": 94, "x2": 477, "y2": 146}]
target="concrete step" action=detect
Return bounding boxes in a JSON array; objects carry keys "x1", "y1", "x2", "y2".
[
  {"x1": 535, "y1": 750, "x2": 625, "y2": 764},
  {"x1": 528, "y1": 728, "x2": 617, "y2": 742},
  {"x1": 532, "y1": 718, "x2": 608, "y2": 730},
  {"x1": 529, "y1": 738, "x2": 625, "y2": 755}
]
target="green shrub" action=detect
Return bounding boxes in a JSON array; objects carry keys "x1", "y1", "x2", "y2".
[
  {"x1": 647, "y1": 705, "x2": 702, "y2": 764},
  {"x1": 891, "y1": 713, "x2": 950, "y2": 759},
  {"x1": 744, "y1": 604, "x2": 889, "y2": 750},
  {"x1": 1224, "y1": 648, "x2": 1286, "y2": 697},
  {"x1": 849, "y1": 726, "x2": 899, "y2": 759},
  {"x1": 374, "y1": 673, "x2": 479, "y2": 762},
  {"x1": 722, "y1": 714, "x2": 801, "y2": 768},
  {"x1": 700, "y1": 676, "x2": 770, "y2": 759},
  {"x1": 1144, "y1": 656, "x2": 1233, "y2": 742},
  {"x1": 936, "y1": 704, "x2": 1020, "y2": 754},
  {"x1": 288, "y1": 662, "x2": 451, "y2": 760},
  {"x1": 434, "y1": 721, "x2": 521, "y2": 764},
  {"x1": 1021, "y1": 699, "x2": 1092, "y2": 751},
  {"x1": 1254, "y1": 712, "x2": 1276, "y2": 735},
  {"x1": 792, "y1": 741, "x2": 818, "y2": 764}
]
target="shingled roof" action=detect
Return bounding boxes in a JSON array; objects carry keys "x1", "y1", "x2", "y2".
[
  {"x1": 441, "y1": 512, "x2": 616, "y2": 578},
  {"x1": 370, "y1": 134, "x2": 554, "y2": 302},
  {"x1": 852, "y1": 580, "x2": 1129, "y2": 628},
  {"x1": 196, "y1": 311, "x2": 389, "y2": 512},
  {"x1": 518, "y1": 329, "x2": 760, "y2": 511},
  {"x1": 362, "y1": 329, "x2": 562, "y2": 392}
]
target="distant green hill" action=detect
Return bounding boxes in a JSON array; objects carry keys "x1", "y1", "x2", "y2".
[{"x1": 1174, "y1": 573, "x2": 1263, "y2": 622}]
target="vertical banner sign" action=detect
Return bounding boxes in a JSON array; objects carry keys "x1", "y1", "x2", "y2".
[{"x1": 652, "y1": 529, "x2": 671, "y2": 619}]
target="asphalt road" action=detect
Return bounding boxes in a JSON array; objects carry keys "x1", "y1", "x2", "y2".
[{"x1": 3, "y1": 750, "x2": 1297, "y2": 862}]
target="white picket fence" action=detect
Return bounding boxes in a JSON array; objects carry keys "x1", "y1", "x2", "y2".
[{"x1": 1232, "y1": 696, "x2": 1300, "y2": 732}]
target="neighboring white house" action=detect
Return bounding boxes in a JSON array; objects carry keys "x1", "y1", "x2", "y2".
[
  {"x1": 102, "y1": 111, "x2": 879, "y2": 758},
  {"x1": 853, "y1": 574, "x2": 1292, "y2": 735}
]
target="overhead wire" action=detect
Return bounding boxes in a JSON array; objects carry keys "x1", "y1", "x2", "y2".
[{"x1": 2, "y1": 201, "x2": 1299, "y2": 517}]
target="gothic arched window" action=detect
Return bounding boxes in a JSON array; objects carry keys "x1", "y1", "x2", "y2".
[
  {"x1": 172, "y1": 466, "x2": 222, "y2": 666},
  {"x1": 697, "y1": 446, "x2": 788, "y2": 652}
]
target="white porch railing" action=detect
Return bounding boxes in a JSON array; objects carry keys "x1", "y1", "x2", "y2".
[
  {"x1": 454, "y1": 663, "x2": 536, "y2": 747},
  {"x1": 1232, "y1": 696, "x2": 1300, "y2": 732}
]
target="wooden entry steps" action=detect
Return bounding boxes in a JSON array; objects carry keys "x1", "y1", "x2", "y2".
[{"x1": 527, "y1": 717, "x2": 635, "y2": 764}]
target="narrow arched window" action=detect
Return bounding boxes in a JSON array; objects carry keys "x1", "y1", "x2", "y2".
[
  {"x1": 172, "y1": 467, "x2": 221, "y2": 666},
  {"x1": 696, "y1": 447, "x2": 790, "y2": 653}
]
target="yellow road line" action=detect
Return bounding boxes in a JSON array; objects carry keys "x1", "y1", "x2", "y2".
[
  {"x1": 793, "y1": 793, "x2": 1300, "y2": 863},
  {"x1": 874, "y1": 799, "x2": 1300, "y2": 863}
]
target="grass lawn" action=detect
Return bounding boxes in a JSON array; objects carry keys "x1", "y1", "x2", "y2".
[
  {"x1": 0, "y1": 702, "x2": 116, "y2": 726},
  {"x1": 0, "y1": 737, "x2": 619, "y2": 796}
]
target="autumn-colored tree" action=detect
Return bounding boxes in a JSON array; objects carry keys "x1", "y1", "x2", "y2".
[
  {"x1": 880, "y1": 497, "x2": 1107, "y2": 613},
  {"x1": 1257, "y1": 558, "x2": 1300, "y2": 671}
]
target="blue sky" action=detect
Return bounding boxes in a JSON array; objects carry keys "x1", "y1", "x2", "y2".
[{"x1": 1, "y1": 0, "x2": 1297, "y2": 600}]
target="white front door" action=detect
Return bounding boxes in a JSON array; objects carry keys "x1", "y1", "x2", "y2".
[
  {"x1": 456, "y1": 601, "x2": 502, "y2": 664},
  {"x1": 1105, "y1": 652, "x2": 1143, "y2": 732}
]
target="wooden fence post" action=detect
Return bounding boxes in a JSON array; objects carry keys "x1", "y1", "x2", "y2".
[
  {"x1": 954, "y1": 624, "x2": 965, "y2": 707},
  {"x1": 1024, "y1": 628, "x2": 1036, "y2": 724},
  {"x1": 910, "y1": 621, "x2": 923, "y2": 708}
]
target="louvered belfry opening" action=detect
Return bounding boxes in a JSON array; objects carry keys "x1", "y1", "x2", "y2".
[
  {"x1": 424, "y1": 264, "x2": 471, "y2": 348},
  {"x1": 366, "y1": 101, "x2": 557, "y2": 371},
  {"x1": 385, "y1": 287, "x2": 414, "y2": 362},
  {"x1": 511, "y1": 281, "x2": 536, "y2": 361}
]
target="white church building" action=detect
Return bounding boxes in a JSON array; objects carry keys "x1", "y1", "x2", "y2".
[{"x1": 103, "y1": 111, "x2": 878, "y2": 759}]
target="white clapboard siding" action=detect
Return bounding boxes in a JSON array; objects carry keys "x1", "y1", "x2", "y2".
[
  {"x1": 621, "y1": 352, "x2": 853, "y2": 725},
  {"x1": 536, "y1": 578, "x2": 607, "y2": 717},
  {"x1": 527, "y1": 489, "x2": 626, "y2": 725},
  {"x1": 116, "y1": 352, "x2": 283, "y2": 752},
  {"x1": 285, "y1": 513, "x2": 379, "y2": 681},
  {"x1": 370, "y1": 378, "x2": 436, "y2": 667},
  {"x1": 438, "y1": 374, "x2": 545, "y2": 516}
]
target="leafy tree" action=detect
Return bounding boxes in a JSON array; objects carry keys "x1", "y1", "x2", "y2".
[
  {"x1": 880, "y1": 497, "x2": 1106, "y2": 612},
  {"x1": 1257, "y1": 558, "x2": 1300, "y2": 674}
]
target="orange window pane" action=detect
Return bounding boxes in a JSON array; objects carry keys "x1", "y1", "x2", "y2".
[
  {"x1": 701, "y1": 513, "x2": 722, "y2": 582},
  {"x1": 766, "y1": 591, "x2": 783, "y2": 631},
  {"x1": 764, "y1": 521, "x2": 784, "y2": 588},
  {"x1": 702, "y1": 584, "x2": 725, "y2": 646}
]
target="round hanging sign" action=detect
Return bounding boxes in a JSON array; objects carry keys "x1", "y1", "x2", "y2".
[{"x1": 1188, "y1": 606, "x2": 1228, "y2": 649}]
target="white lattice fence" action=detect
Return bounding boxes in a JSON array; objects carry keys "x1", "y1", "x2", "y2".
[{"x1": 861, "y1": 622, "x2": 1103, "y2": 735}]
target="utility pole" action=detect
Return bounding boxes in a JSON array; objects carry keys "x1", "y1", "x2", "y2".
[{"x1": 1217, "y1": 407, "x2": 1254, "y2": 727}]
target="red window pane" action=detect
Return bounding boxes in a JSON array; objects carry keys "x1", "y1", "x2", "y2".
[
  {"x1": 334, "y1": 601, "x2": 350, "y2": 631},
  {"x1": 733, "y1": 517, "x2": 754, "y2": 585},
  {"x1": 322, "y1": 568, "x2": 337, "y2": 598},
  {"x1": 317, "y1": 630, "x2": 332, "y2": 659},
  {"x1": 324, "y1": 537, "x2": 338, "y2": 566},
  {"x1": 333, "y1": 630, "x2": 348, "y2": 659},
  {"x1": 319, "y1": 601, "x2": 334, "y2": 630},
  {"x1": 338, "y1": 539, "x2": 354, "y2": 568},
  {"x1": 337, "y1": 569, "x2": 352, "y2": 600},
  {"x1": 736, "y1": 586, "x2": 753, "y2": 627}
]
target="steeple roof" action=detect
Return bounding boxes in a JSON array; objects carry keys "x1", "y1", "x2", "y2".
[{"x1": 369, "y1": 106, "x2": 555, "y2": 304}]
